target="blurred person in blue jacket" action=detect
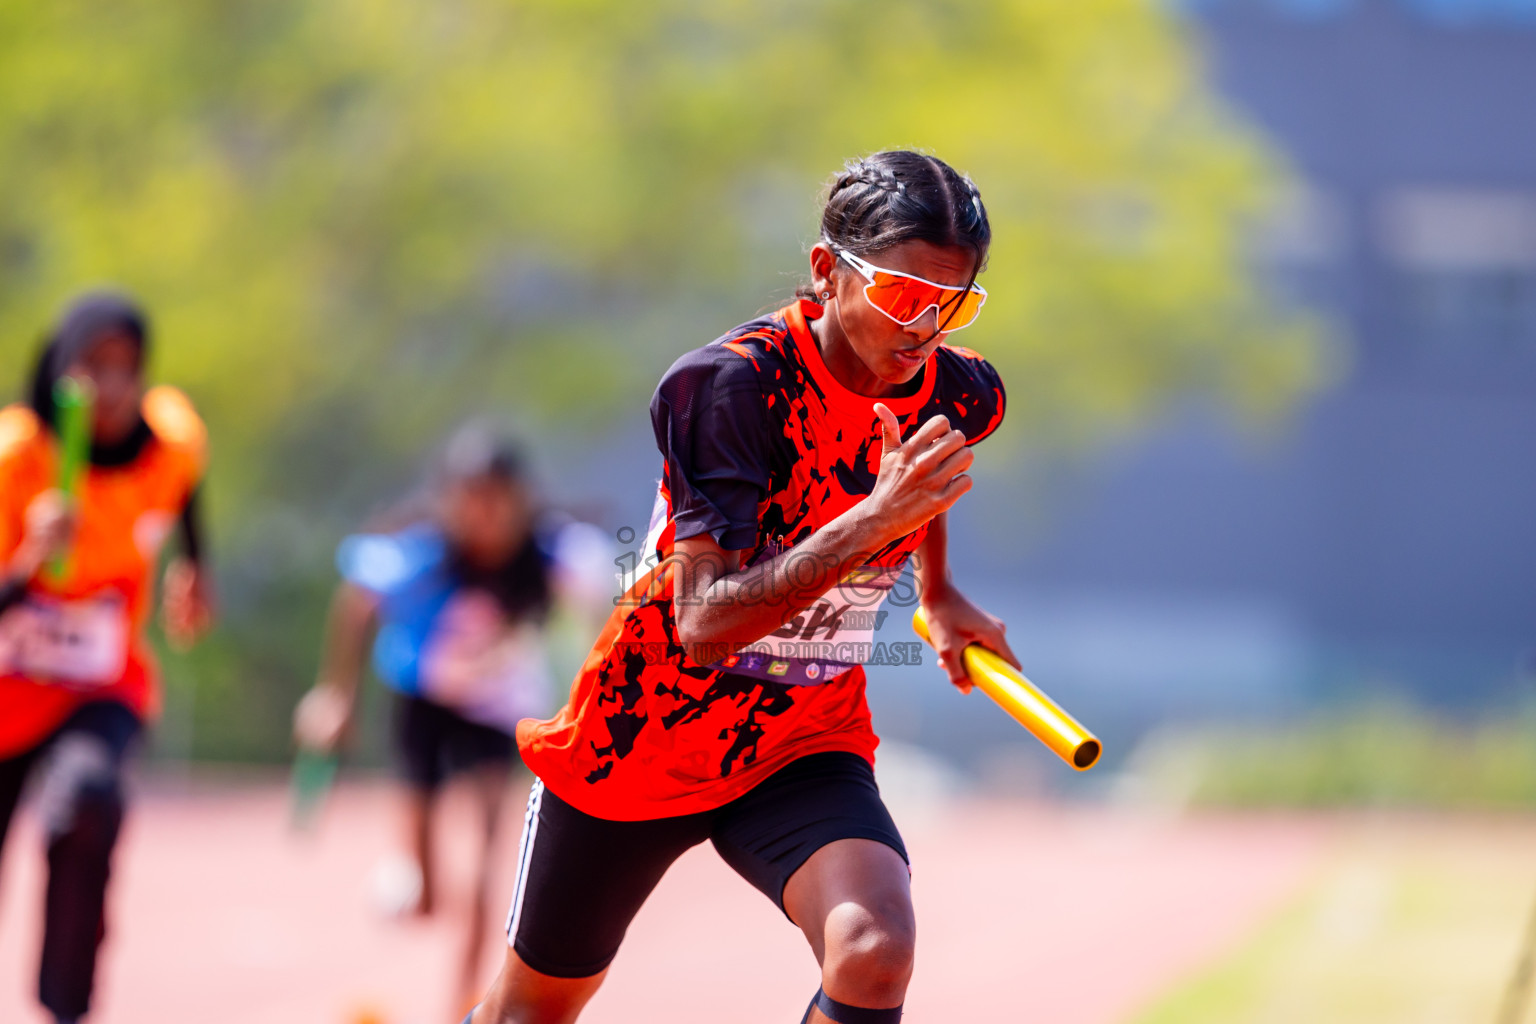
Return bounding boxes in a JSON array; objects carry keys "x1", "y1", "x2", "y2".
[{"x1": 293, "y1": 422, "x2": 611, "y2": 1012}]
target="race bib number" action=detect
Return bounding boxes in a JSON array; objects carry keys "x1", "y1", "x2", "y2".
[
  {"x1": 708, "y1": 565, "x2": 903, "y2": 686},
  {"x1": 0, "y1": 595, "x2": 130, "y2": 688}
]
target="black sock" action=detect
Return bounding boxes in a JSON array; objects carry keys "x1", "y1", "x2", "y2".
[{"x1": 803, "y1": 986, "x2": 903, "y2": 1023}]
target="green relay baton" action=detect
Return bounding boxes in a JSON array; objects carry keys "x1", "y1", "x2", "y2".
[
  {"x1": 289, "y1": 747, "x2": 339, "y2": 833},
  {"x1": 48, "y1": 376, "x2": 94, "y2": 581}
]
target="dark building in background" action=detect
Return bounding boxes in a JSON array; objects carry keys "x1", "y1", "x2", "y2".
[{"x1": 975, "y1": 0, "x2": 1536, "y2": 725}]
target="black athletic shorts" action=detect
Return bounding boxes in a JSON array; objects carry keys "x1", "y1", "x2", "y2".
[
  {"x1": 503, "y1": 750, "x2": 908, "y2": 979},
  {"x1": 393, "y1": 693, "x2": 518, "y2": 792}
]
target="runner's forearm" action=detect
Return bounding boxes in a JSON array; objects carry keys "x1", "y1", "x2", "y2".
[
  {"x1": 672, "y1": 505, "x2": 897, "y2": 658},
  {"x1": 177, "y1": 487, "x2": 205, "y2": 566},
  {"x1": 912, "y1": 512, "x2": 954, "y2": 604},
  {"x1": 314, "y1": 581, "x2": 378, "y2": 703}
]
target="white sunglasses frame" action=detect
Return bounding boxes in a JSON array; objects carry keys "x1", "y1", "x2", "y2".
[{"x1": 830, "y1": 244, "x2": 987, "y2": 333}]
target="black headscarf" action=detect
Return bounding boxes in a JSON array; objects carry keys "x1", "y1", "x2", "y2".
[
  {"x1": 28, "y1": 291, "x2": 148, "y2": 429},
  {"x1": 26, "y1": 291, "x2": 152, "y2": 464}
]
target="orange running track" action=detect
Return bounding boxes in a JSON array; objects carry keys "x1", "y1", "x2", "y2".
[{"x1": 0, "y1": 777, "x2": 1322, "y2": 1024}]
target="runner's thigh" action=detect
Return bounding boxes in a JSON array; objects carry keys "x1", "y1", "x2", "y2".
[
  {"x1": 506, "y1": 780, "x2": 712, "y2": 978},
  {"x1": 709, "y1": 751, "x2": 908, "y2": 919}
]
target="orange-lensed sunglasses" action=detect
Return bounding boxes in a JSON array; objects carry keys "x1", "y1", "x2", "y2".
[{"x1": 831, "y1": 244, "x2": 987, "y2": 332}]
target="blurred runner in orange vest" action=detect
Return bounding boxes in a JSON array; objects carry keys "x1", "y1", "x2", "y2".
[{"x1": 0, "y1": 293, "x2": 211, "y2": 1024}]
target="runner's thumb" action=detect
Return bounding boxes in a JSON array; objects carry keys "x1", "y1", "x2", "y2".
[{"x1": 873, "y1": 402, "x2": 902, "y2": 455}]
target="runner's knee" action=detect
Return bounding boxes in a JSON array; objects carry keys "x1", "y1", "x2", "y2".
[
  {"x1": 476, "y1": 987, "x2": 594, "y2": 1024},
  {"x1": 821, "y1": 899, "x2": 916, "y2": 1002},
  {"x1": 472, "y1": 946, "x2": 606, "y2": 1024},
  {"x1": 36, "y1": 733, "x2": 125, "y2": 844}
]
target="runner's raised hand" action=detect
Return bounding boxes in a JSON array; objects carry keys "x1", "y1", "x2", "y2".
[
  {"x1": 861, "y1": 404, "x2": 973, "y2": 545},
  {"x1": 14, "y1": 490, "x2": 75, "y2": 580}
]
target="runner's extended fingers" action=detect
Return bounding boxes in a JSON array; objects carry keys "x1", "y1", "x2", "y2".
[
  {"x1": 872, "y1": 403, "x2": 903, "y2": 454},
  {"x1": 936, "y1": 642, "x2": 973, "y2": 693},
  {"x1": 912, "y1": 428, "x2": 967, "y2": 470},
  {"x1": 903, "y1": 413, "x2": 952, "y2": 452},
  {"x1": 967, "y1": 616, "x2": 1021, "y2": 672},
  {"x1": 992, "y1": 633, "x2": 1022, "y2": 672},
  {"x1": 938, "y1": 472, "x2": 973, "y2": 507},
  {"x1": 919, "y1": 434, "x2": 973, "y2": 479}
]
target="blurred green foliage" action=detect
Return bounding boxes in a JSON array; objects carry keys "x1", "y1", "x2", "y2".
[
  {"x1": 1130, "y1": 702, "x2": 1536, "y2": 808},
  {"x1": 0, "y1": 0, "x2": 1326, "y2": 760},
  {"x1": 1136, "y1": 814, "x2": 1535, "y2": 1024}
]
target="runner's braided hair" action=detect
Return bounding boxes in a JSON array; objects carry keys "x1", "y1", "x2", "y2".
[{"x1": 798, "y1": 150, "x2": 990, "y2": 301}]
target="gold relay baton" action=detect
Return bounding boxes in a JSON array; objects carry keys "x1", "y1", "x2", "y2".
[{"x1": 912, "y1": 607, "x2": 1102, "y2": 771}]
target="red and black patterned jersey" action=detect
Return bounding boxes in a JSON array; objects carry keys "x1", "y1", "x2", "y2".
[{"x1": 518, "y1": 299, "x2": 1005, "y2": 820}]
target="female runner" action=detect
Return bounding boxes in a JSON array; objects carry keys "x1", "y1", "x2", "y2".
[
  {"x1": 295, "y1": 424, "x2": 611, "y2": 1013},
  {"x1": 471, "y1": 150, "x2": 1017, "y2": 1024},
  {"x1": 0, "y1": 292, "x2": 211, "y2": 1024}
]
